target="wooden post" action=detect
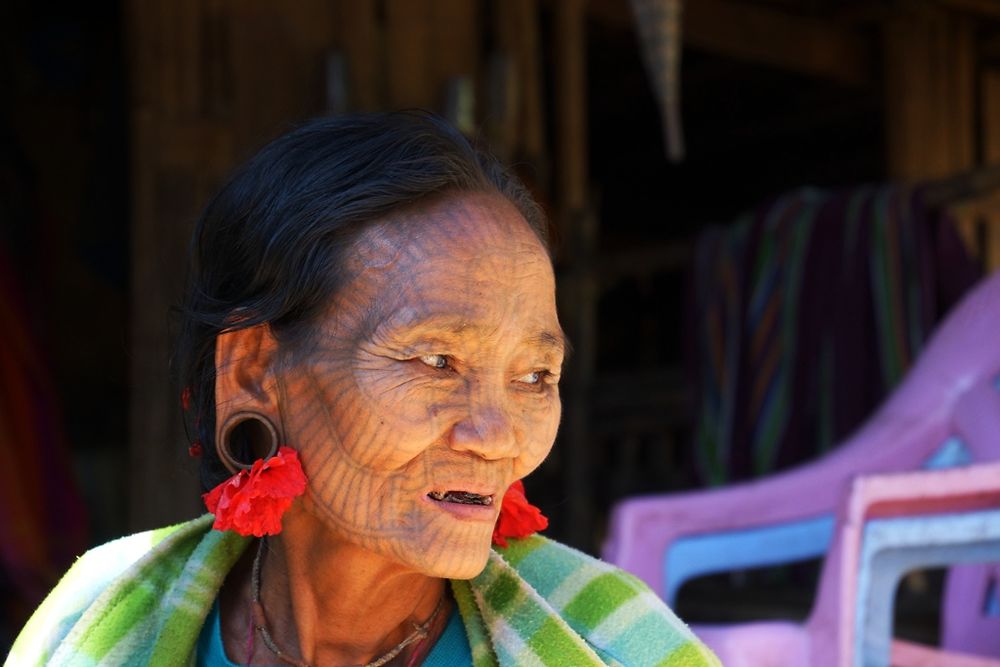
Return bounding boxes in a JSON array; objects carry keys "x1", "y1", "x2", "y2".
[
  {"x1": 334, "y1": 0, "x2": 381, "y2": 112},
  {"x1": 383, "y1": 0, "x2": 479, "y2": 116},
  {"x1": 125, "y1": 0, "x2": 212, "y2": 530},
  {"x1": 883, "y1": 6, "x2": 976, "y2": 180},
  {"x1": 984, "y1": 69, "x2": 1000, "y2": 166},
  {"x1": 554, "y1": 0, "x2": 596, "y2": 549},
  {"x1": 385, "y1": 0, "x2": 434, "y2": 109},
  {"x1": 555, "y1": 0, "x2": 588, "y2": 214},
  {"x1": 979, "y1": 68, "x2": 1000, "y2": 271},
  {"x1": 492, "y1": 0, "x2": 547, "y2": 172}
]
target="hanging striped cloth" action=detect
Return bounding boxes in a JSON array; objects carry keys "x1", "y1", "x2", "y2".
[{"x1": 688, "y1": 185, "x2": 980, "y2": 484}]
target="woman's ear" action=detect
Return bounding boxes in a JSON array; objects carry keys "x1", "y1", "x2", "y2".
[{"x1": 215, "y1": 323, "x2": 281, "y2": 440}]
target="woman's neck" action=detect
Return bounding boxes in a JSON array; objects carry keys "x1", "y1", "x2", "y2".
[{"x1": 221, "y1": 510, "x2": 448, "y2": 666}]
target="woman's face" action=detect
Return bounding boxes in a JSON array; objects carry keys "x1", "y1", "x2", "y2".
[{"x1": 279, "y1": 192, "x2": 564, "y2": 578}]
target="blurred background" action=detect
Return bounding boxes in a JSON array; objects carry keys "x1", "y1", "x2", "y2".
[{"x1": 2, "y1": 0, "x2": 999, "y2": 657}]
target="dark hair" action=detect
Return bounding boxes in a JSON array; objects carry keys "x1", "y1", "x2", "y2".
[{"x1": 176, "y1": 111, "x2": 549, "y2": 491}]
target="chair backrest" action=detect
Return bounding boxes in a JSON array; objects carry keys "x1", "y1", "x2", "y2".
[
  {"x1": 805, "y1": 463, "x2": 1000, "y2": 666},
  {"x1": 603, "y1": 270, "x2": 1000, "y2": 602}
]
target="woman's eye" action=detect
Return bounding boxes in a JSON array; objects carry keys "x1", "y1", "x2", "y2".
[
  {"x1": 418, "y1": 354, "x2": 449, "y2": 369},
  {"x1": 517, "y1": 370, "x2": 544, "y2": 385}
]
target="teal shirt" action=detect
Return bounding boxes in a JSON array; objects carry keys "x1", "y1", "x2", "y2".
[{"x1": 195, "y1": 599, "x2": 472, "y2": 666}]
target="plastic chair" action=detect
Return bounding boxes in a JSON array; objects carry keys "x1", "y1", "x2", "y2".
[
  {"x1": 603, "y1": 271, "x2": 1000, "y2": 664},
  {"x1": 941, "y1": 563, "x2": 1000, "y2": 658},
  {"x1": 645, "y1": 464, "x2": 1000, "y2": 667},
  {"x1": 831, "y1": 464, "x2": 1000, "y2": 666},
  {"x1": 890, "y1": 640, "x2": 1000, "y2": 667}
]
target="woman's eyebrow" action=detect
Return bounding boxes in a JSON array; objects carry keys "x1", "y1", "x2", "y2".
[
  {"x1": 373, "y1": 313, "x2": 472, "y2": 341},
  {"x1": 527, "y1": 330, "x2": 570, "y2": 356},
  {"x1": 374, "y1": 314, "x2": 570, "y2": 356}
]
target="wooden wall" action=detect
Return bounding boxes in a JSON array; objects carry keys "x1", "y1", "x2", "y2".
[{"x1": 883, "y1": 3, "x2": 1000, "y2": 273}]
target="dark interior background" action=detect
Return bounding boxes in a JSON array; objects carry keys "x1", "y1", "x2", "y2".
[{"x1": 2, "y1": 0, "x2": 999, "y2": 653}]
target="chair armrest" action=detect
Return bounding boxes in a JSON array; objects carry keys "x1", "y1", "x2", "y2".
[
  {"x1": 602, "y1": 410, "x2": 946, "y2": 600},
  {"x1": 604, "y1": 472, "x2": 837, "y2": 602}
]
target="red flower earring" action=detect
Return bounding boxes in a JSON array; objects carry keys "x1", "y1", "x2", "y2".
[
  {"x1": 202, "y1": 412, "x2": 307, "y2": 537},
  {"x1": 492, "y1": 479, "x2": 548, "y2": 547}
]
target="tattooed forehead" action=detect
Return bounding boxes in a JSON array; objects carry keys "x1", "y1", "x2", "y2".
[
  {"x1": 356, "y1": 194, "x2": 544, "y2": 261},
  {"x1": 336, "y1": 194, "x2": 553, "y2": 328}
]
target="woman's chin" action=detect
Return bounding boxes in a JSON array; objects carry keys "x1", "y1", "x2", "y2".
[
  {"x1": 408, "y1": 538, "x2": 492, "y2": 580},
  {"x1": 436, "y1": 550, "x2": 491, "y2": 580}
]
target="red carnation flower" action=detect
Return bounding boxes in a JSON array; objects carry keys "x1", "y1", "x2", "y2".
[
  {"x1": 203, "y1": 446, "x2": 307, "y2": 537},
  {"x1": 492, "y1": 479, "x2": 548, "y2": 547}
]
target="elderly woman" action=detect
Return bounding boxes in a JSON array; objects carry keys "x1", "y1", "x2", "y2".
[{"x1": 10, "y1": 113, "x2": 717, "y2": 666}]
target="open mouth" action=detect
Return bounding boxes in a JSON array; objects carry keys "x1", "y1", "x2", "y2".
[{"x1": 427, "y1": 490, "x2": 494, "y2": 506}]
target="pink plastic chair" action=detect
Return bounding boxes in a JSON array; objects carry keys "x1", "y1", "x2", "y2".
[
  {"x1": 648, "y1": 464, "x2": 1000, "y2": 667},
  {"x1": 603, "y1": 271, "x2": 1000, "y2": 664},
  {"x1": 890, "y1": 641, "x2": 1000, "y2": 667},
  {"x1": 942, "y1": 563, "x2": 1000, "y2": 657},
  {"x1": 827, "y1": 464, "x2": 1000, "y2": 666}
]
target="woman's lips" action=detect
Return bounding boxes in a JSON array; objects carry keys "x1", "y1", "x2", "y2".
[
  {"x1": 427, "y1": 490, "x2": 494, "y2": 505},
  {"x1": 423, "y1": 488, "x2": 497, "y2": 520}
]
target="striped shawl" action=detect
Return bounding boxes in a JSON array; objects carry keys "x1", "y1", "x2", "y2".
[{"x1": 8, "y1": 515, "x2": 719, "y2": 666}]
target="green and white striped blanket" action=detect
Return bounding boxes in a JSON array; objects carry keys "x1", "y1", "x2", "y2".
[{"x1": 8, "y1": 515, "x2": 719, "y2": 666}]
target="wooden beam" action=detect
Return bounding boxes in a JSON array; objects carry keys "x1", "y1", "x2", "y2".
[
  {"x1": 587, "y1": 0, "x2": 874, "y2": 86},
  {"x1": 684, "y1": 0, "x2": 872, "y2": 86},
  {"x1": 940, "y1": 0, "x2": 1000, "y2": 19}
]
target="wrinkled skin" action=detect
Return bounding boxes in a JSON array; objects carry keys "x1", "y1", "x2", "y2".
[
  {"x1": 288, "y1": 192, "x2": 564, "y2": 577},
  {"x1": 213, "y1": 192, "x2": 565, "y2": 665}
]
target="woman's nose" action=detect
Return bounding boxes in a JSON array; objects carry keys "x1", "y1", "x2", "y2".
[{"x1": 448, "y1": 400, "x2": 519, "y2": 460}]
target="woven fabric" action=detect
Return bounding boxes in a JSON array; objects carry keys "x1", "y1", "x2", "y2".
[
  {"x1": 7, "y1": 515, "x2": 718, "y2": 666},
  {"x1": 454, "y1": 535, "x2": 719, "y2": 666},
  {"x1": 689, "y1": 185, "x2": 981, "y2": 485}
]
